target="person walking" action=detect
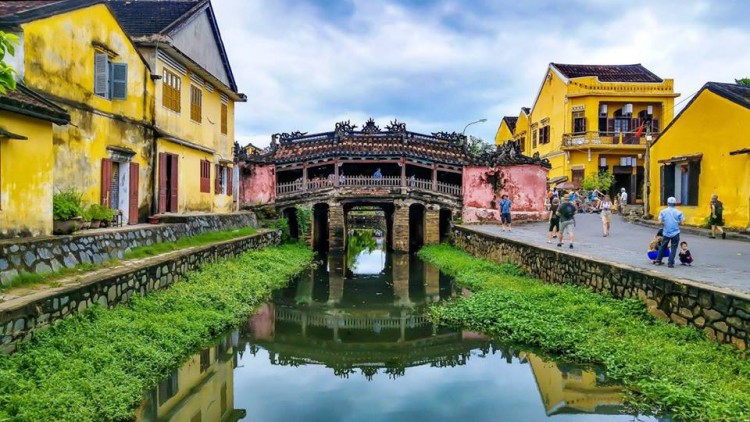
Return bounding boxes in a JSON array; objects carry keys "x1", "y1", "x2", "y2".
[
  {"x1": 709, "y1": 194, "x2": 726, "y2": 239},
  {"x1": 618, "y1": 187, "x2": 628, "y2": 214},
  {"x1": 653, "y1": 196, "x2": 684, "y2": 268},
  {"x1": 499, "y1": 194, "x2": 513, "y2": 232},
  {"x1": 547, "y1": 197, "x2": 560, "y2": 243},
  {"x1": 556, "y1": 194, "x2": 577, "y2": 248},
  {"x1": 600, "y1": 194, "x2": 613, "y2": 237}
]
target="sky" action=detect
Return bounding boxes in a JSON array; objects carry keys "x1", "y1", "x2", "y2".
[{"x1": 212, "y1": 0, "x2": 750, "y2": 148}]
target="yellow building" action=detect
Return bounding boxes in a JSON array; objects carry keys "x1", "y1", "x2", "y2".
[
  {"x1": 523, "y1": 63, "x2": 679, "y2": 202},
  {"x1": 0, "y1": 84, "x2": 70, "y2": 238},
  {"x1": 494, "y1": 116, "x2": 516, "y2": 145},
  {"x1": 1, "y1": 0, "x2": 156, "y2": 225},
  {"x1": 649, "y1": 82, "x2": 750, "y2": 229},
  {"x1": 109, "y1": 0, "x2": 247, "y2": 214}
]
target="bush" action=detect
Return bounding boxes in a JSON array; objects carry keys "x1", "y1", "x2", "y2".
[
  {"x1": 263, "y1": 218, "x2": 290, "y2": 242},
  {"x1": 52, "y1": 189, "x2": 83, "y2": 221},
  {"x1": 89, "y1": 204, "x2": 115, "y2": 221}
]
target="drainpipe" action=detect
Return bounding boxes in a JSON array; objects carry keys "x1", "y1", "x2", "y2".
[{"x1": 150, "y1": 41, "x2": 161, "y2": 216}]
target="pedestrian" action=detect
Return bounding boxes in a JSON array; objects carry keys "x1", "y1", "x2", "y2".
[
  {"x1": 653, "y1": 196, "x2": 684, "y2": 268},
  {"x1": 373, "y1": 168, "x2": 383, "y2": 179},
  {"x1": 568, "y1": 190, "x2": 579, "y2": 213},
  {"x1": 547, "y1": 197, "x2": 560, "y2": 243},
  {"x1": 709, "y1": 194, "x2": 726, "y2": 239},
  {"x1": 499, "y1": 194, "x2": 512, "y2": 232},
  {"x1": 618, "y1": 187, "x2": 628, "y2": 214},
  {"x1": 556, "y1": 194, "x2": 577, "y2": 248},
  {"x1": 600, "y1": 194, "x2": 613, "y2": 237},
  {"x1": 678, "y1": 241, "x2": 694, "y2": 266},
  {"x1": 647, "y1": 229, "x2": 668, "y2": 261}
]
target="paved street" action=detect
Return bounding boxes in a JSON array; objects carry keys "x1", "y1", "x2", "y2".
[{"x1": 469, "y1": 214, "x2": 750, "y2": 294}]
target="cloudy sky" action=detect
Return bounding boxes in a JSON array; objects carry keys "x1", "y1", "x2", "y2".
[{"x1": 212, "y1": 0, "x2": 750, "y2": 148}]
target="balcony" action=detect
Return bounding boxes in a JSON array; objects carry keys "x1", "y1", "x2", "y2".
[
  {"x1": 276, "y1": 176, "x2": 462, "y2": 198},
  {"x1": 562, "y1": 131, "x2": 654, "y2": 148}
]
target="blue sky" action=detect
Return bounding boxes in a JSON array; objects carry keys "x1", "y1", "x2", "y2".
[{"x1": 213, "y1": 0, "x2": 750, "y2": 148}]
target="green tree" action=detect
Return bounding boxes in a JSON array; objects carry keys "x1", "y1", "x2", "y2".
[
  {"x1": 466, "y1": 136, "x2": 494, "y2": 155},
  {"x1": 735, "y1": 78, "x2": 750, "y2": 86},
  {"x1": 0, "y1": 30, "x2": 19, "y2": 94},
  {"x1": 581, "y1": 170, "x2": 615, "y2": 192}
]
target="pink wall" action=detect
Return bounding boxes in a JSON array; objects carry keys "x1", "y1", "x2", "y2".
[
  {"x1": 239, "y1": 164, "x2": 276, "y2": 207},
  {"x1": 462, "y1": 165, "x2": 549, "y2": 223}
]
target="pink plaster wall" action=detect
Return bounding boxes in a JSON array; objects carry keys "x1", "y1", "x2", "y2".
[
  {"x1": 462, "y1": 165, "x2": 549, "y2": 223},
  {"x1": 239, "y1": 164, "x2": 276, "y2": 207}
]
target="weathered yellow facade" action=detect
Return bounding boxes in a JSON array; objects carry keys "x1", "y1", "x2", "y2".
[
  {"x1": 508, "y1": 64, "x2": 679, "y2": 201},
  {"x1": 493, "y1": 117, "x2": 514, "y2": 145},
  {"x1": 649, "y1": 83, "x2": 750, "y2": 229},
  {"x1": 18, "y1": 3, "x2": 155, "y2": 224}
]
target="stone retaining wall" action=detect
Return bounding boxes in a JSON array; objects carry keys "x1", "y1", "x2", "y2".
[
  {"x1": 452, "y1": 225, "x2": 750, "y2": 349},
  {"x1": 0, "y1": 212, "x2": 258, "y2": 286},
  {"x1": 0, "y1": 230, "x2": 280, "y2": 353}
]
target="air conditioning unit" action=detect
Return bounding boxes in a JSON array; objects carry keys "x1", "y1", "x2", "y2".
[
  {"x1": 599, "y1": 104, "x2": 607, "y2": 117},
  {"x1": 623, "y1": 104, "x2": 633, "y2": 115}
]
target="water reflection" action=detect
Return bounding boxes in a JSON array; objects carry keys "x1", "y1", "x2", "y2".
[{"x1": 140, "y1": 230, "x2": 660, "y2": 421}]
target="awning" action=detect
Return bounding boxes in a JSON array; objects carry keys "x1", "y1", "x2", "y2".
[
  {"x1": 657, "y1": 153, "x2": 703, "y2": 164},
  {"x1": 548, "y1": 175, "x2": 568, "y2": 185},
  {"x1": 0, "y1": 127, "x2": 28, "y2": 140},
  {"x1": 730, "y1": 148, "x2": 750, "y2": 156}
]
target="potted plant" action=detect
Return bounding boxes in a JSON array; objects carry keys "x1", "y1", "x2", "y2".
[
  {"x1": 89, "y1": 204, "x2": 103, "y2": 228},
  {"x1": 98, "y1": 205, "x2": 116, "y2": 228},
  {"x1": 52, "y1": 189, "x2": 84, "y2": 235},
  {"x1": 81, "y1": 206, "x2": 92, "y2": 230}
]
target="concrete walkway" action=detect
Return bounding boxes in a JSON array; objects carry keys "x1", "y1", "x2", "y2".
[{"x1": 469, "y1": 214, "x2": 750, "y2": 294}]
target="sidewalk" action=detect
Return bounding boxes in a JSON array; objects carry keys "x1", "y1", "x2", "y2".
[
  {"x1": 468, "y1": 214, "x2": 750, "y2": 294},
  {"x1": 630, "y1": 217, "x2": 750, "y2": 242}
]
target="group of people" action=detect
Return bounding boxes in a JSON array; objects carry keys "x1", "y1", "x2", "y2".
[{"x1": 546, "y1": 187, "x2": 629, "y2": 215}]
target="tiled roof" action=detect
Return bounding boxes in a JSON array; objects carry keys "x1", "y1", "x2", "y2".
[
  {"x1": 0, "y1": 1, "x2": 64, "y2": 18},
  {"x1": 502, "y1": 116, "x2": 518, "y2": 133},
  {"x1": 107, "y1": 0, "x2": 201, "y2": 36},
  {"x1": 0, "y1": 84, "x2": 70, "y2": 124},
  {"x1": 707, "y1": 82, "x2": 750, "y2": 109},
  {"x1": 520, "y1": 107, "x2": 530, "y2": 115},
  {"x1": 551, "y1": 63, "x2": 663, "y2": 83}
]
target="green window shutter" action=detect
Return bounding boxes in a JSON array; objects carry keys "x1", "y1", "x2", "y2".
[
  {"x1": 94, "y1": 53, "x2": 109, "y2": 98},
  {"x1": 111, "y1": 63, "x2": 128, "y2": 100}
]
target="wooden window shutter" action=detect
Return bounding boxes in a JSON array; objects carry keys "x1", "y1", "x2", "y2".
[
  {"x1": 607, "y1": 118, "x2": 615, "y2": 134},
  {"x1": 190, "y1": 85, "x2": 202, "y2": 122},
  {"x1": 169, "y1": 154, "x2": 179, "y2": 213},
  {"x1": 128, "y1": 162, "x2": 139, "y2": 224},
  {"x1": 158, "y1": 153, "x2": 168, "y2": 213},
  {"x1": 687, "y1": 161, "x2": 701, "y2": 206},
  {"x1": 111, "y1": 63, "x2": 128, "y2": 100},
  {"x1": 94, "y1": 53, "x2": 109, "y2": 98},
  {"x1": 226, "y1": 166, "x2": 233, "y2": 196},
  {"x1": 221, "y1": 104, "x2": 228, "y2": 134},
  {"x1": 215, "y1": 164, "x2": 221, "y2": 194},
  {"x1": 652, "y1": 118, "x2": 659, "y2": 132},
  {"x1": 101, "y1": 158, "x2": 113, "y2": 205}
]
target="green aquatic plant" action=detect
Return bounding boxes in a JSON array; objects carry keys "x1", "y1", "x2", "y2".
[
  {"x1": 0, "y1": 244, "x2": 313, "y2": 422},
  {"x1": 419, "y1": 244, "x2": 750, "y2": 422}
]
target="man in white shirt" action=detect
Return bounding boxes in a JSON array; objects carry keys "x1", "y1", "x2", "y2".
[{"x1": 618, "y1": 187, "x2": 628, "y2": 213}]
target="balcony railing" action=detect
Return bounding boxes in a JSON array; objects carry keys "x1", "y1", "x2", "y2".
[
  {"x1": 276, "y1": 176, "x2": 462, "y2": 198},
  {"x1": 562, "y1": 131, "x2": 655, "y2": 147}
]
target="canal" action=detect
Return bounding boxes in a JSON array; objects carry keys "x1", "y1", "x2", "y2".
[{"x1": 137, "y1": 230, "x2": 657, "y2": 422}]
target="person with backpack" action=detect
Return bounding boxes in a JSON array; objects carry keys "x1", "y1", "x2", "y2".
[
  {"x1": 709, "y1": 194, "x2": 726, "y2": 239},
  {"x1": 556, "y1": 194, "x2": 577, "y2": 248},
  {"x1": 499, "y1": 194, "x2": 513, "y2": 232}
]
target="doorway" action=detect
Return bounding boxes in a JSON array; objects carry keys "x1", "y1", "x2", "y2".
[{"x1": 158, "y1": 153, "x2": 179, "y2": 213}]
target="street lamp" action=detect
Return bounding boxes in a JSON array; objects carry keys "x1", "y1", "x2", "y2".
[{"x1": 462, "y1": 118, "x2": 487, "y2": 135}]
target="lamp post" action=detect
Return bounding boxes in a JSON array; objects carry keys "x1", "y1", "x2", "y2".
[{"x1": 461, "y1": 118, "x2": 487, "y2": 135}]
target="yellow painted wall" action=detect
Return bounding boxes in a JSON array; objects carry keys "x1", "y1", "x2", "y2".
[
  {"x1": 21, "y1": 4, "x2": 155, "y2": 219},
  {"x1": 0, "y1": 112, "x2": 55, "y2": 237},
  {"x1": 649, "y1": 90, "x2": 750, "y2": 228},
  {"x1": 494, "y1": 119, "x2": 514, "y2": 145},
  {"x1": 514, "y1": 111, "x2": 530, "y2": 152}
]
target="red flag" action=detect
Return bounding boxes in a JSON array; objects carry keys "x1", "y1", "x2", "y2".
[{"x1": 634, "y1": 123, "x2": 645, "y2": 137}]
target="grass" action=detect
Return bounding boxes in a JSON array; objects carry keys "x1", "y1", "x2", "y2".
[
  {"x1": 0, "y1": 243, "x2": 313, "y2": 422},
  {"x1": 419, "y1": 244, "x2": 750, "y2": 422},
  {"x1": 0, "y1": 228, "x2": 257, "y2": 293}
]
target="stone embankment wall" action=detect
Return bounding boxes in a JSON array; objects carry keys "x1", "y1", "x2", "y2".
[
  {"x1": 0, "y1": 212, "x2": 258, "y2": 286},
  {"x1": 452, "y1": 226, "x2": 750, "y2": 350},
  {"x1": 0, "y1": 230, "x2": 280, "y2": 353}
]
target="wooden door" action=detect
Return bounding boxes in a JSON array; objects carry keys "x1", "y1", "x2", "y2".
[
  {"x1": 128, "y1": 162, "x2": 139, "y2": 224},
  {"x1": 158, "y1": 153, "x2": 168, "y2": 213},
  {"x1": 169, "y1": 154, "x2": 179, "y2": 213},
  {"x1": 101, "y1": 158, "x2": 113, "y2": 206}
]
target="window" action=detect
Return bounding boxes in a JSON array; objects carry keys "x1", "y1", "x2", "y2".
[
  {"x1": 531, "y1": 125, "x2": 538, "y2": 148},
  {"x1": 94, "y1": 53, "x2": 127, "y2": 100},
  {"x1": 572, "y1": 111, "x2": 586, "y2": 134},
  {"x1": 214, "y1": 165, "x2": 232, "y2": 196},
  {"x1": 660, "y1": 160, "x2": 700, "y2": 205},
  {"x1": 162, "y1": 68, "x2": 182, "y2": 112},
  {"x1": 613, "y1": 108, "x2": 630, "y2": 133},
  {"x1": 190, "y1": 85, "x2": 202, "y2": 122},
  {"x1": 538, "y1": 126, "x2": 550, "y2": 144},
  {"x1": 572, "y1": 169, "x2": 585, "y2": 184},
  {"x1": 220, "y1": 103, "x2": 228, "y2": 134},
  {"x1": 200, "y1": 348, "x2": 210, "y2": 373},
  {"x1": 200, "y1": 160, "x2": 211, "y2": 193},
  {"x1": 158, "y1": 370, "x2": 178, "y2": 405}
]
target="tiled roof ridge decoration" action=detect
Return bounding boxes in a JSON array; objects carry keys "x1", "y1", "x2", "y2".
[
  {"x1": 551, "y1": 63, "x2": 663, "y2": 83},
  {"x1": 238, "y1": 119, "x2": 550, "y2": 168}
]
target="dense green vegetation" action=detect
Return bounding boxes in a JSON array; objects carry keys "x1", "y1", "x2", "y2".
[
  {"x1": 419, "y1": 244, "x2": 750, "y2": 422},
  {"x1": 123, "y1": 227, "x2": 256, "y2": 259},
  {"x1": 0, "y1": 243, "x2": 313, "y2": 422}
]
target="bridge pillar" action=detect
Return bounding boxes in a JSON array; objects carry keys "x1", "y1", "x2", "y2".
[
  {"x1": 328, "y1": 253, "x2": 344, "y2": 305},
  {"x1": 329, "y1": 202, "x2": 345, "y2": 251},
  {"x1": 424, "y1": 205, "x2": 440, "y2": 246},
  {"x1": 392, "y1": 201, "x2": 410, "y2": 252}
]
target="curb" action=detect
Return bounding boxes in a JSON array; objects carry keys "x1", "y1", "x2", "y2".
[{"x1": 628, "y1": 218, "x2": 750, "y2": 243}]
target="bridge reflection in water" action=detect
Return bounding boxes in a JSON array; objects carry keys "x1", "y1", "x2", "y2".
[{"x1": 139, "y1": 231, "x2": 659, "y2": 421}]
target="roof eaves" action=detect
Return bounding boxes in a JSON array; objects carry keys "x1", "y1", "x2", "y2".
[
  {"x1": 0, "y1": 0, "x2": 101, "y2": 25},
  {"x1": 706, "y1": 82, "x2": 750, "y2": 110},
  {"x1": 159, "y1": 0, "x2": 208, "y2": 35},
  {"x1": 0, "y1": 84, "x2": 70, "y2": 125}
]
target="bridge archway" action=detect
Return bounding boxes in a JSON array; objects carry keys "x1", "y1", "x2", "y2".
[
  {"x1": 312, "y1": 203, "x2": 330, "y2": 252},
  {"x1": 342, "y1": 202, "x2": 395, "y2": 251},
  {"x1": 439, "y1": 208, "x2": 452, "y2": 242},
  {"x1": 408, "y1": 203, "x2": 425, "y2": 252},
  {"x1": 282, "y1": 207, "x2": 300, "y2": 240}
]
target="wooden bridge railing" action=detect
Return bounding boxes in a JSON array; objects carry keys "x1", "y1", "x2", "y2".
[{"x1": 276, "y1": 175, "x2": 461, "y2": 198}]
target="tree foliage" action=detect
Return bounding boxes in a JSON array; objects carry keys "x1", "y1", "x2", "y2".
[
  {"x1": 0, "y1": 30, "x2": 19, "y2": 94},
  {"x1": 466, "y1": 136, "x2": 494, "y2": 155},
  {"x1": 581, "y1": 170, "x2": 615, "y2": 192},
  {"x1": 735, "y1": 78, "x2": 750, "y2": 86}
]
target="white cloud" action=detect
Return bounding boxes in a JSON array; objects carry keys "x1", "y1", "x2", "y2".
[{"x1": 213, "y1": 0, "x2": 750, "y2": 147}]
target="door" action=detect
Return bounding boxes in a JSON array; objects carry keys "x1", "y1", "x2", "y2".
[
  {"x1": 169, "y1": 154, "x2": 179, "y2": 213},
  {"x1": 158, "y1": 153, "x2": 168, "y2": 213},
  {"x1": 101, "y1": 158, "x2": 113, "y2": 206},
  {"x1": 158, "y1": 153, "x2": 179, "y2": 213},
  {"x1": 129, "y1": 162, "x2": 139, "y2": 224}
]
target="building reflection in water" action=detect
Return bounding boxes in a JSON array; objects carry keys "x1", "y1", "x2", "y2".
[{"x1": 136, "y1": 332, "x2": 246, "y2": 422}]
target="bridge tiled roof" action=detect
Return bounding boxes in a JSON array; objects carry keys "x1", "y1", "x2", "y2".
[{"x1": 239, "y1": 119, "x2": 550, "y2": 168}]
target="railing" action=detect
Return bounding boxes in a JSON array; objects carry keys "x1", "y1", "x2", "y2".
[
  {"x1": 275, "y1": 175, "x2": 462, "y2": 198},
  {"x1": 562, "y1": 131, "x2": 655, "y2": 147}
]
